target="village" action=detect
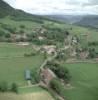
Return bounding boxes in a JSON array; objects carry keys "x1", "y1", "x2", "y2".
[{"x1": 16, "y1": 28, "x2": 98, "y2": 100}]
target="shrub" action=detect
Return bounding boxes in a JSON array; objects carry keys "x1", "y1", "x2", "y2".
[
  {"x1": 20, "y1": 25, "x2": 25, "y2": 29},
  {"x1": 50, "y1": 78, "x2": 62, "y2": 94},
  {"x1": 0, "y1": 81, "x2": 8, "y2": 92},
  {"x1": 89, "y1": 48, "x2": 96, "y2": 58},
  {"x1": 11, "y1": 83, "x2": 18, "y2": 93},
  {"x1": 24, "y1": 52, "x2": 36, "y2": 57}
]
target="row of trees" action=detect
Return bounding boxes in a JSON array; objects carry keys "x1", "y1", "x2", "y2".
[
  {"x1": 88, "y1": 41, "x2": 98, "y2": 46},
  {"x1": 0, "y1": 82, "x2": 18, "y2": 93},
  {"x1": 50, "y1": 78, "x2": 66, "y2": 99}
]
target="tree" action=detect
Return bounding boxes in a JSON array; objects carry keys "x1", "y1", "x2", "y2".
[
  {"x1": 11, "y1": 83, "x2": 18, "y2": 93},
  {"x1": 56, "y1": 51, "x2": 66, "y2": 61},
  {"x1": 44, "y1": 51, "x2": 47, "y2": 59},
  {"x1": 46, "y1": 61, "x2": 71, "y2": 82},
  {"x1": 0, "y1": 30, "x2": 5, "y2": 37},
  {"x1": 19, "y1": 30, "x2": 24, "y2": 34},
  {"x1": 89, "y1": 48, "x2": 96, "y2": 58},
  {"x1": 4, "y1": 33, "x2": 11, "y2": 38},
  {"x1": 50, "y1": 78, "x2": 62, "y2": 94},
  {"x1": 20, "y1": 25, "x2": 25, "y2": 29},
  {"x1": 0, "y1": 81, "x2": 8, "y2": 92}
]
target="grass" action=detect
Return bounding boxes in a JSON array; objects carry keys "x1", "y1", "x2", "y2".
[
  {"x1": 63, "y1": 63, "x2": 98, "y2": 100},
  {"x1": 0, "y1": 91, "x2": 54, "y2": 100},
  {"x1": 68, "y1": 25, "x2": 98, "y2": 42},
  {"x1": 18, "y1": 86, "x2": 45, "y2": 94},
  {"x1": 0, "y1": 17, "x2": 41, "y2": 32},
  {"x1": 0, "y1": 43, "x2": 44, "y2": 86},
  {"x1": 0, "y1": 42, "x2": 54, "y2": 100}
]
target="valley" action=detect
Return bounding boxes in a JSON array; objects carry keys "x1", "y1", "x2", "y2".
[{"x1": 0, "y1": 0, "x2": 98, "y2": 100}]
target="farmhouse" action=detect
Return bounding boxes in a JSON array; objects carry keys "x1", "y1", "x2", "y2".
[
  {"x1": 17, "y1": 42, "x2": 29, "y2": 46},
  {"x1": 41, "y1": 45, "x2": 56, "y2": 55},
  {"x1": 38, "y1": 36, "x2": 45, "y2": 40}
]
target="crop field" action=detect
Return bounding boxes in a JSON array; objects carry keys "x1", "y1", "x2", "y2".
[
  {"x1": 63, "y1": 63, "x2": 98, "y2": 100},
  {"x1": 0, "y1": 43, "x2": 44, "y2": 86}
]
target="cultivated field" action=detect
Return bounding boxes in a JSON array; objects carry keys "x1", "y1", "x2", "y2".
[{"x1": 63, "y1": 63, "x2": 98, "y2": 100}]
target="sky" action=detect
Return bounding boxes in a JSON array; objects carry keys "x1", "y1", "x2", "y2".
[{"x1": 3, "y1": 0, "x2": 98, "y2": 15}]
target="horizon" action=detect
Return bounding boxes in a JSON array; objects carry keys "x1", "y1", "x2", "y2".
[{"x1": 3, "y1": 0, "x2": 98, "y2": 15}]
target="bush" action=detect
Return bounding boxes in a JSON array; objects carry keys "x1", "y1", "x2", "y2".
[
  {"x1": 4, "y1": 33, "x2": 11, "y2": 38},
  {"x1": 0, "y1": 81, "x2": 8, "y2": 92},
  {"x1": 89, "y1": 48, "x2": 96, "y2": 58},
  {"x1": 24, "y1": 52, "x2": 36, "y2": 57},
  {"x1": 11, "y1": 83, "x2": 18, "y2": 93},
  {"x1": 20, "y1": 25, "x2": 25, "y2": 29},
  {"x1": 50, "y1": 78, "x2": 66, "y2": 99},
  {"x1": 50, "y1": 78, "x2": 62, "y2": 94}
]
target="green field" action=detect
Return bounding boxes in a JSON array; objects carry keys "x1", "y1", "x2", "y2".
[
  {"x1": 0, "y1": 42, "x2": 54, "y2": 100},
  {"x1": 0, "y1": 43, "x2": 44, "y2": 86},
  {"x1": 63, "y1": 63, "x2": 98, "y2": 100},
  {"x1": 18, "y1": 86, "x2": 45, "y2": 94},
  {"x1": 0, "y1": 17, "x2": 41, "y2": 33},
  {"x1": 0, "y1": 91, "x2": 54, "y2": 100}
]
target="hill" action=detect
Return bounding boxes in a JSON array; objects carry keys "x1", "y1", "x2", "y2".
[
  {"x1": 0, "y1": 0, "x2": 57, "y2": 23},
  {"x1": 0, "y1": 0, "x2": 66, "y2": 43},
  {"x1": 75, "y1": 15, "x2": 98, "y2": 29},
  {"x1": 45, "y1": 15, "x2": 83, "y2": 24},
  {"x1": 45, "y1": 15, "x2": 98, "y2": 30}
]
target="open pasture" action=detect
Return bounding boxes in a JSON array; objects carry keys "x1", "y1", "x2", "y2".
[
  {"x1": 63, "y1": 63, "x2": 98, "y2": 100},
  {"x1": 0, "y1": 43, "x2": 44, "y2": 86}
]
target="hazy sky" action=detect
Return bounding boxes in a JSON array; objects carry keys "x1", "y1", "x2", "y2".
[{"x1": 3, "y1": 0, "x2": 98, "y2": 15}]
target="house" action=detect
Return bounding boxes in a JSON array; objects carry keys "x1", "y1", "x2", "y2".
[
  {"x1": 79, "y1": 51, "x2": 89, "y2": 59},
  {"x1": 41, "y1": 45, "x2": 56, "y2": 55},
  {"x1": 25, "y1": 70, "x2": 31, "y2": 80},
  {"x1": 17, "y1": 42, "x2": 29, "y2": 46}
]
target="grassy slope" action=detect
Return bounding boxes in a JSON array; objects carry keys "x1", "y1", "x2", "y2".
[
  {"x1": 63, "y1": 63, "x2": 98, "y2": 100},
  {"x1": 0, "y1": 17, "x2": 41, "y2": 34},
  {"x1": 69, "y1": 25, "x2": 98, "y2": 42},
  {"x1": 0, "y1": 43, "x2": 44, "y2": 86},
  {"x1": 0, "y1": 16, "x2": 98, "y2": 43}
]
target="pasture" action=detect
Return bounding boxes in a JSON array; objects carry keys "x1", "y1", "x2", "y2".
[
  {"x1": 63, "y1": 63, "x2": 98, "y2": 100},
  {"x1": 0, "y1": 91, "x2": 54, "y2": 100},
  {"x1": 0, "y1": 17, "x2": 41, "y2": 33},
  {"x1": 0, "y1": 43, "x2": 44, "y2": 86}
]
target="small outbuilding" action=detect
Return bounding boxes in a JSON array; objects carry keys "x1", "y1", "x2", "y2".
[{"x1": 25, "y1": 70, "x2": 31, "y2": 80}]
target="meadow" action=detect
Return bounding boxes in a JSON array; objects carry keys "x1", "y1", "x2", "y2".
[
  {"x1": 63, "y1": 63, "x2": 98, "y2": 100},
  {"x1": 0, "y1": 90, "x2": 54, "y2": 100},
  {"x1": 0, "y1": 42, "x2": 54, "y2": 100},
  {"x1": 0, "y1": 43, "x2": 44, "y2": 86}
]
